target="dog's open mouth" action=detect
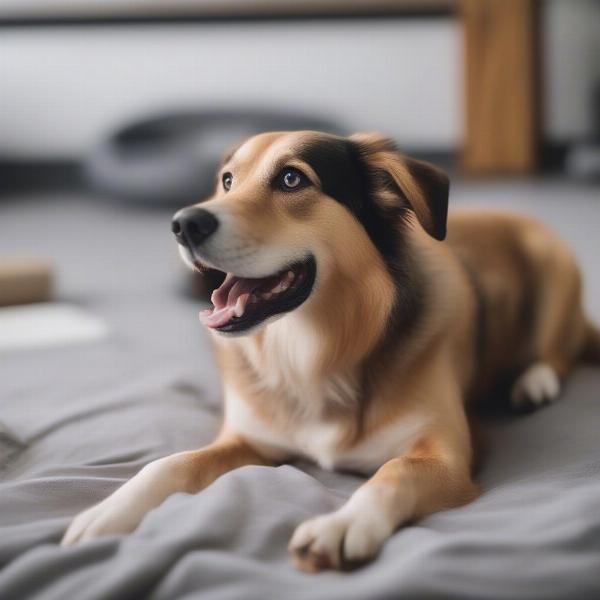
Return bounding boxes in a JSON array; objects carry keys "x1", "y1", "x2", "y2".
[{"x1": 199, "y1": 256, "x2": 316, "y2": 333}]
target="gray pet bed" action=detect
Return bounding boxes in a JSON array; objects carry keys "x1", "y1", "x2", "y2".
[{"x1": 85, "y1": 108, "x2": 345, "y2": 205}]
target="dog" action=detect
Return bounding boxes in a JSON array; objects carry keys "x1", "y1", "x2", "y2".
[{"x1": 62, "y1": 131, "x2": 600, "y2": 572}]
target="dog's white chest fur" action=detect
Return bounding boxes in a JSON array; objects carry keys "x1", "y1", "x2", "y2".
[
  {"x1": 225, "y1": 384, "x2": 426, "y2": 474},
  {"x1": 222, "y1": 319, "x2": 426, "y2": 473}
]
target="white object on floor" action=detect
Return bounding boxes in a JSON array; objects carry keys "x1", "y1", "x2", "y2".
[{"x1": 0, "y1": 302, "x2": 108, "y2": 352}]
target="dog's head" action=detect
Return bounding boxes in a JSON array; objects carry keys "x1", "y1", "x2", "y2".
[{"x1": 172, "y1": 131, "x2": 448, "y2": 335}]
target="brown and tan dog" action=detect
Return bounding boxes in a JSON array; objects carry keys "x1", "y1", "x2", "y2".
[{"x1": 62, "y1": 131, "x2": 600, "y2": 571}]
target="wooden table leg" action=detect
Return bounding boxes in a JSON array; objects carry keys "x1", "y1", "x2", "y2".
[{"x1": 461, "y1": 0, "x2": 539, "y2": 174}]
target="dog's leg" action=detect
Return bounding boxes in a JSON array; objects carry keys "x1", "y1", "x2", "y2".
[
  {"x1": 511, "y1": 240, "x2": 587, "y2": 411},
  {"x1": 61, "y1": 433, "x2": 270, "y2": 546},
  {"x1": 289, "y1": 438, "x2": 479, "y2": 572}
]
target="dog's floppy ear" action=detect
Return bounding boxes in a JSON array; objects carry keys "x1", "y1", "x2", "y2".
[{"x1": 350, "y1": 132, "x2": 449, "y2": 241}]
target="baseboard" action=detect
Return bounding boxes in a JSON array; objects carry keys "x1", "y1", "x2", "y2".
[
  {"x1": 539, "y1": 142, "x2": 569, "y2": 172},
  {"x1": 0, "y1": 151, "x2": 459, "y2": 195},
  {"x1": 1, "y1": 147, "x2": 572, "y2": 196},
  {"x1": 0, "y1": 160, "x2": 83, "y2": 193}
]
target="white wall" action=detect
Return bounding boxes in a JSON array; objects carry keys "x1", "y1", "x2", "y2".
[
  {"x1": 2, "y1": 3, "x2": 598, "y2": 160},
  {"x1": 543, "y1": 0, "x2": 600, "y2": 142},
  {"x1": 0, "y1": 20, "x2": 461, "y2": 159}
]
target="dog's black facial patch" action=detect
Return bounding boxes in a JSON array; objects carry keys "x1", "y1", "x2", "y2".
[
  {"x1": 296, "y1": 135, "x2": 424, "y2": 339},
  {"x1": 296, "y1": 136, "x2": 403, "y2": 265}
]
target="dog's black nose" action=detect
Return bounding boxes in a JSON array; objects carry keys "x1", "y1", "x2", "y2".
[{"x1": 172, "y1": 208, "x2": 219, "y2": 246}]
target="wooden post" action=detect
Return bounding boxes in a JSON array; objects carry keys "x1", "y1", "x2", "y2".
[{"x1": 461, "y1": 0, "x2": 538, "y2": 174}]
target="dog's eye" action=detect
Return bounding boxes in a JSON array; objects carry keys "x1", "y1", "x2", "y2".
[
  {"x1": 222, "y1": 172, "x2": 233, "y2": 191},
  {"x1": 278, "y1": 168, "x2": 307, "y2": 192}
]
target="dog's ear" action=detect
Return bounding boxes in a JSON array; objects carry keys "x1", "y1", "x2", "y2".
[{"x1": 350, "y1": 132, "x2": 449, "y2": 241}]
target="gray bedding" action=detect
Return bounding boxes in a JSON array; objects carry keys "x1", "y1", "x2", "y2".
[{"x1": 1, "y1": 182, "x2": 600, "y2": 599}]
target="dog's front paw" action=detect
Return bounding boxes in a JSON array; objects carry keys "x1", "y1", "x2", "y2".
[
  {"x1": 61, "y1": 457, "x2": 180, "y2": 546},
  {"x1": 61, "y1": 495, "x2": 142, "y2": 546},
  {"x1": 289, "y1": 502, "x2": 395, "y2": 572}
]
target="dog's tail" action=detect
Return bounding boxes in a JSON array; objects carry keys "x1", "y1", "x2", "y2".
[{"x1": 581, "y1": 320, "x2": 600, "y2": 364}]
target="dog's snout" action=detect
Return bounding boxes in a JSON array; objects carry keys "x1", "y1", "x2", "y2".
[{"x1": 172, "y1": 208, "x2": 219, "y2": 247}]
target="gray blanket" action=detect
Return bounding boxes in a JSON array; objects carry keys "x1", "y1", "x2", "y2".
[{"x1": 1, "y1": 183, "x2": 600, "y2": 599}]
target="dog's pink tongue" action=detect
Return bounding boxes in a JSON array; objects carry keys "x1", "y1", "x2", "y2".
[{"x1": 200, "y1": 274, "x2": 264, "y2": 328}]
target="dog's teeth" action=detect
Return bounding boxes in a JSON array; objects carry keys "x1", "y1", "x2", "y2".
[
  {"x1": 271, "y1": 281, "x2": 288, "y2": 294},
  {"x1": 233, "y1": 298, "x2": 243, "y2": 317},
  {"x1": 250, "y1": 294, "x2": 258, "y2": 303},
  {"x1": 286, "y1": 271, "x2": 294, "y2": 281},
  {"x1": 233, "y1": 296, "x2": 247, "y2": 317},
  {"x1": 263, "y1": 292, "x2": 272, "y2": 300}
]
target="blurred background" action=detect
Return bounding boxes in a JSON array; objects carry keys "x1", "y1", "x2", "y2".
[{"x1": 0, "y1": 0, "x2": 599, "y2": 354}]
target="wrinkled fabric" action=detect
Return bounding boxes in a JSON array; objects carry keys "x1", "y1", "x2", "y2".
[{"x1": 1, "y1": 187, "x2": 599, "y2": 600}]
